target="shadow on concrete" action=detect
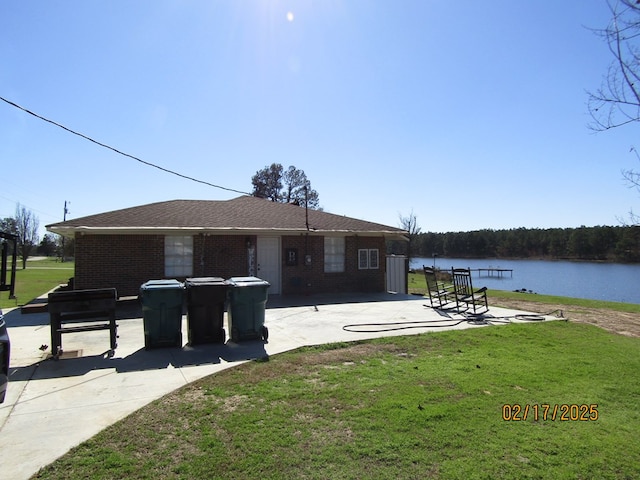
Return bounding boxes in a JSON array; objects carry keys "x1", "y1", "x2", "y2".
[
  {"x1": 7, "y1": 292, "x2": 421, "y2": 325},
  {"x1": 266, "y1": 292, "x2": 425, "y2": 309},
  {"x1": 218, "y1": 340, "x2": 268, "y2": 363},
  {"x1": 3, "y1": 297, "x2": 147, "y2": 328},
  {"x1": 8, "y1": 340, "x2": 268, "y2": 380},
  {"x1": 3, "y1": 308, "x2": 49, "y2": 328}
]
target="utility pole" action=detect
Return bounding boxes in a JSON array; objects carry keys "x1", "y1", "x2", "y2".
[
  {"x1": 304, "y1": 184, "x2": 309, "y2": 231},
  {"x1": 61, "y1": 201, "x2": 69, "y2": 262}
]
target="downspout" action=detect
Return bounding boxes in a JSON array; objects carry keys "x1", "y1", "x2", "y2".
[
  {"x1": 304, "y1": 184, "x2": 310, "y2": 254},
  {"x1": 304, "y1": 184, "x2": 309, "y2": 232}
]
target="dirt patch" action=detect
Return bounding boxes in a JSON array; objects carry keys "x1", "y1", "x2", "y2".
[
  {"x1": 298, "y1": 343, "x2": 401, "y2": 365},
  {"x1": 491, "y1": 298, "x2": 640, "y2": 338}
]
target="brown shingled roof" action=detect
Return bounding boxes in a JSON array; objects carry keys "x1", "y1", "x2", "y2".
[{"x1": 46, "y1": 196, "x2": 408, "y2": 238}]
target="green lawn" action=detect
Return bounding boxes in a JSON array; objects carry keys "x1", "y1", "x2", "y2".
[
  {"x1": 0, "y1": 257, "x2": 73, "y2": 310},
  {"x1": 32, "y1": 321, "x2": 640, "y2": 479}
]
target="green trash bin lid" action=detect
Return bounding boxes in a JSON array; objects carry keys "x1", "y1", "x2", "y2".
[
  {"x1": 228, "y1": 276, "x2": 270, "y2": 287},
  {"x1": 140, "y1": 279, "x2": 184, "y2": 290}
]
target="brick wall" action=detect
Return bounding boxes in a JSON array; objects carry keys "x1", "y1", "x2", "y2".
[
  {"x1": 280, "y1": 235, "x2": 386, "y2": 294},
  {"x1": 74, "y1": 234, "x2": 165, "y2": 297},
  {"x1": 73, "y1": 233, "x2": 387, "y2": 297},
  {"x1": 193, "y1": 234, "x2": 252, "y2": 279}
]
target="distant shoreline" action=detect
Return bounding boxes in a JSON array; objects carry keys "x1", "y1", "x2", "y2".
[{"x1": 410, "y1": 255, "x2": 639, "y2": 265}]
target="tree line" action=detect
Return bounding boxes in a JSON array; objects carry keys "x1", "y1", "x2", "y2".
[{"x1": 403, "y1": 226, "x2": 640, "y2": 263}]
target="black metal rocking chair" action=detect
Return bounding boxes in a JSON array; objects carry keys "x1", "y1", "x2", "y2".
[
  {"x1": 423, "y1": 266, "x2": 455, "y2": 309},
  {"x1": 451, "y1": 267, "x2": 489, "y2": 315}
]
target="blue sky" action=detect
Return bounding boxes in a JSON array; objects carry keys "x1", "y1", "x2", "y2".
[{"x1": 1, "y1": 0, "x2": 638, "y2": 237}]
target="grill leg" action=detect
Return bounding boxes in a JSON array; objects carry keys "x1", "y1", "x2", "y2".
[
  {"x1": 50, "y1": 313, "x2": 62, "y2": 358},
  {"x1": 109, "y1": 313, "x2": 118, "y2": 350}
]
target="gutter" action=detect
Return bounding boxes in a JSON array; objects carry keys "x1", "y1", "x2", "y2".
[{"x1": 47, "y1": 226, "x2": 409, "y2": 241}]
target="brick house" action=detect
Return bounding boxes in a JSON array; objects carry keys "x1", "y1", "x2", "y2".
[{"x1": 46, "y1": 196, "x2": 408, "y2": 297}]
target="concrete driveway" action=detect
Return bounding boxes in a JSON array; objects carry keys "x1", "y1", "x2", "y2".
[{"x1": 0, "y1": 292, "x2": 556, "y2": 480}]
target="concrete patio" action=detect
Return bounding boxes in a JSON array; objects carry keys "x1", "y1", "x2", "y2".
[{"x1": 0, "y1": 292, "x2": 557, "y2": 480}]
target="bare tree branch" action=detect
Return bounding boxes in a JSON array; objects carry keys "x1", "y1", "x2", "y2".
[
  {"x1": 588, "y1": 0, "x2": 640, "y2": 131},
  {"x1": 398, "y1": 210, "x2": 421, "y2": 261},
  {"x1": 588, "y1": 1, "x2": 640, "y2": 225},
  {"x1": 14, "y1": 204, "x2": 39, "y2": 269}
]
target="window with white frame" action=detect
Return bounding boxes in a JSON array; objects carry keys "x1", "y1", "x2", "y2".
[
  {"x1": 165, "y1": 235, "x2": 193, "y2": 277},
  {"x1": 324, "y1": 237, "x2": 345, "y2": 272},
  {"x1": 358, "y1": 249, "x2": 380, "y2": 270}
]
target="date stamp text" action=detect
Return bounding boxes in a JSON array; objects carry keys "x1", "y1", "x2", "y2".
[{"x1": 502, "y1": 404, "x2": 599, "y2": 421}]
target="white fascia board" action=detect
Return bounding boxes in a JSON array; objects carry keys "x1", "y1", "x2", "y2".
[{"x1": 46, "y1": 226, "x2": 408, "y2": 238}]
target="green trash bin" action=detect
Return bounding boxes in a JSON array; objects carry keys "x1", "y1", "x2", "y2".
[
  {"x1": 227, "y1": 276, "x2": 270, "y2": 342},
  {"x1": 185, "y1": 277, "x2": 229, "y2": 345},
  {"x1": 140, "y1": 279, "x2": 184, "y2": 349}
]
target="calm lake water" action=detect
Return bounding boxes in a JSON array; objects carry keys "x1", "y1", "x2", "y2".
[{"x1": 410, "y1": 257, "x2": 640, "y2": 305}]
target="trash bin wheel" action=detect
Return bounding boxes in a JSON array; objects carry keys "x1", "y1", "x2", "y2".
[
  {"x1": 219, "y1": 328, "x2": 226, "y2": 344},
  {"x1": 231, "y1": 327, "x2": 239, "y2": 343},
  {"x1": 261, "y1": 326, "x2": 269, "y2": 342}
]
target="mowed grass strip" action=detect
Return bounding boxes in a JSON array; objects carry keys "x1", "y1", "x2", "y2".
[
  {"x1": 0, "y1": 258, "x2": 74, "y2": 310},
  {"x1": 33, "y1": 321, "x2": 640, "y2": 479}
]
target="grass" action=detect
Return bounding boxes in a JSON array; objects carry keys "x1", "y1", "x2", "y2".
[
  {"x1": 32, "y1": 321, "x2": 640, "y2": 478},
  {"x1": 0, "y1": 257, "x2": 73, "y2": 310}
]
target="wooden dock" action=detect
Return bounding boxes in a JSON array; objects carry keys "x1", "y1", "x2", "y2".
[{"x1": 471, "y1": 268, "x2": 513, "y2": 278}]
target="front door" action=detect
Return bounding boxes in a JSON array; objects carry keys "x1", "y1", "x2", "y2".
[{"x1": 256, "y1": 236, "x2": 281, "y2": 294}]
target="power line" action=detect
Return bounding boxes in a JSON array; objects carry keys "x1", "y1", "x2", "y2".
[
  {"x1": 0, "y1": 95, "x2": 251, "y2": 196},
  {"x1": 0, "y1": 193, "x2": 59, "y2": 222}
]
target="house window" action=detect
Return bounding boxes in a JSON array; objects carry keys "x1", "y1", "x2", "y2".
[
  {"x1": 358, "y1": 249, "x2": 380, "y2": 270},
  {"x1": 324, "y1": 237, "x2": 345, "y2": 273},
  {"x1": 165, "y1": 235, "x2": 193, "y2": 277}
]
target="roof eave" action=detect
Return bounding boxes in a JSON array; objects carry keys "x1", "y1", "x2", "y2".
[{"x1": 47, "y1": 226, "x2": 409, "y2": 239}]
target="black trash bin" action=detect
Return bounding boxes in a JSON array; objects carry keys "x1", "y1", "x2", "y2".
[
  {"x1": 139, "y1": 279, "x2": 184, "y2": 349},
  {"x1": 227, "y1": 276, "x2": 270, "y2": 342},
  {"x1": 185, "y1": 277, "x2": 230, "y2": 345}
]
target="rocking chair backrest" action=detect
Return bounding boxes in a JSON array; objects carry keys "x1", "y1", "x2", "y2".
[
  {"x1": 423, "y1": 265, "x2": 454, "y2": 309},
  {"x1": 451, "y1": 268, "x2": 473, "y2": 297},
  {"x1": 423, "y1": 266, "x2": 439, "y2": 293}
]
